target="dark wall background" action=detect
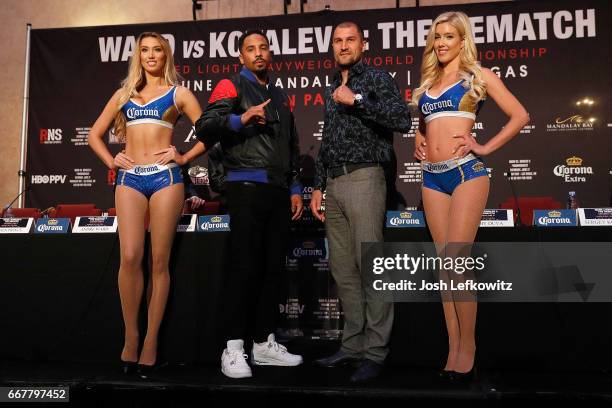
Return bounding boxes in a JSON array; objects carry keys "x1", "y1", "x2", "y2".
[{"x1": 26, "y1": 0, "x2": 611, "y2": 211}]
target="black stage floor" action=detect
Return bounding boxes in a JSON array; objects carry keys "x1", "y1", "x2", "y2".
[{"x1": 2, "y1": 340, "x2": 612, "y2": 407}]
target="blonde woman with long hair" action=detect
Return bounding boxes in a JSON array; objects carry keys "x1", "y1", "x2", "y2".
[
  {"x1": 89, "y1": 32, "x2": 205, "y2": 376},
  {"x1": 412, "y1": 12, "x2": 529, "y2": 380}
]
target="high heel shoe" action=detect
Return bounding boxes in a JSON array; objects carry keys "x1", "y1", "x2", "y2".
[
  {"x1": 450, "y1": 365, "x2": 479, "y2": 383},
  {"x1": 437, "y1": 369, "x2": 454, "y2": 380},
  {"x1": 120, "y1": 360, "x2": 137, "y2": 375},
  {"x1": 136, "y1": 362, "x2": 159, "y2": 380}
]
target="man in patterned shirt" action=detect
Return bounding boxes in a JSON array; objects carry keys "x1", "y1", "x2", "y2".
[{"x1": 311, "y1": 21, "x2": 411, "y2": 383}]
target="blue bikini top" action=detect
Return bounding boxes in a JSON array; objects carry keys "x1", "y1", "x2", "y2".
[
  {"x1": 418, "y1": 79, "x2": 484, "y2": 124},
  {"x1": 121, "y1": 86, "x2": 181, "y2": 129}
]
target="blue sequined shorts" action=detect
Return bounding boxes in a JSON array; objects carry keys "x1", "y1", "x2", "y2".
[
  {"x1": 422, "y1": 154, "x2": 488, "y2": 195},
  {"x1": 116, "y1": 163, "x2": 183, "y2": 198}
]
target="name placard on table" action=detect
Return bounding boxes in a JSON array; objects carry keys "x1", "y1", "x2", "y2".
[
  {"x1": 72, "y1": 216, "x2": 118, "y2": 233},
  {"x1": 480, "y1": 209, "x2": 514, "y2": 227},
  {"x1": 177, "y1": 214, "x2": 197, "y2": 232},
  {"x1": 0, "y1": 218, "x2": 34, "y2": 234},
  {"x1": 578, "y1": 208, "x2": 612, "y2": 226}
]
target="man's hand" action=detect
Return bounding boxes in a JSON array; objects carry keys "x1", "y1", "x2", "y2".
[
  {"x1": 310, "y1": 190, "x2": 325, "y2": 222},
  {"x1": 332, "y1": 85, "x2": 356, "y2": 106},
  {"x1": 241, "y1": 99, "x2": 271, "y2": 126},
  {"x1": 185, "y1": 196, "x2": 206, "y2": 210},
  {"x1": 291, "y1": 194, "x2": 304, "y2": 221}
]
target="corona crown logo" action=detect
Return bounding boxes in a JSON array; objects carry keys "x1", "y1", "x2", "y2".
[{"x1": 566, "y1": 156, "x2": 583, "y2": 166}]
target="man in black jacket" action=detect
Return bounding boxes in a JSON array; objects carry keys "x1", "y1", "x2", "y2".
[
  {"x1": 195, "y1": 30, "x2": 304, "y2": 379},
  {"x1": 311, "y1": 22, "x2": 411, "y2": 383}
]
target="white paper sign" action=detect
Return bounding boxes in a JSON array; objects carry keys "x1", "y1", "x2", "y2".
[
  {"x1": 72, "y1": 216, "x2": 118, "y2": 233},
  {"x1": 578, "y1": 208, "x2": 612, "y2": 226},
  {"x1": 480, "y1": 209, "x2": 514, "y2": 227},
  {"x1": 0, "y1": 217, "x2": 34, "y2": 234},
  {"x1": 177, "y1": 214, "x2": 197, "y2": 232}
]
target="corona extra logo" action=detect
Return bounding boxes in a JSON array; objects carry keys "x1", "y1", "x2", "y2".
[
  {"x1": 200, "y1": 215, "x2": 229, "y2": 231},
  {"x1": 553, "y1": 157, "x2": 593, "y2": 182},
  {"x1": 134, "y1": 165, "x2": 160, "y2": 175},
  {"x1": 292, "y1": 243, "x2": 323, "y2": 257},
  {"x1": 538, "y1": 212, "x2": 572, "y2": 225},
  {"x1": 421, "y1": 100, "x2": 453, "y2": 115},
  {"x1": 389, "y1": 211, "x2": 421, "y2": 226}
]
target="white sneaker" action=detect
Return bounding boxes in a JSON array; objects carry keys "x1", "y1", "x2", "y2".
[
  {"x1": 251, "y1": 333, "x2": 303, "y2": 366},
  {"x1": 221, "y1": 339, "x2": 252, "y2": 378}
]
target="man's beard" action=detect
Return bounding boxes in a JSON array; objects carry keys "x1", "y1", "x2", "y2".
[{"x1": 252, "y1": 65, "x2": 268, "y2": 77}]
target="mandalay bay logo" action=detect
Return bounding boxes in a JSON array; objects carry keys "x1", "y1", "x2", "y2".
[{"x1": 546, "y1": 115, "x2": 595, "y2": 132}]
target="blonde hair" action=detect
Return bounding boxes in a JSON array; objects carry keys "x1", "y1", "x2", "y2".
[
  {"x1": 113, "y1": 32, "x2": 180, "y2": 141},
  {"x1": 412, "y1": 11, "x2": 486, "y2": 107}
]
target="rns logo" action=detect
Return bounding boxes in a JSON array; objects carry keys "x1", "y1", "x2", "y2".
[
  {"x1": 31, "y1": 175, "x2": 67, "y2": 184},
  {"x1": 40, "y1": 129, "x2": 63, "y2": 144}
]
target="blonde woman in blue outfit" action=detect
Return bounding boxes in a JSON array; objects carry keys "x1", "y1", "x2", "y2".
[
  {"x1": 89, "y1": 32, "x2": 204, "y2": 375},
  {"x1": 412, "y1": 12, "x2": 529, "y2": 379}
]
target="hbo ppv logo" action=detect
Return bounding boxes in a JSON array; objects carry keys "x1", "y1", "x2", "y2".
[{"x1": 31, "y1": 175, "x2": 67, "y2": 184}]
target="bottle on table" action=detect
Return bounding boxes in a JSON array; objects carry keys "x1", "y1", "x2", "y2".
[{"x1": 567, "y1": 191, "x2": 579, "y2": 210}]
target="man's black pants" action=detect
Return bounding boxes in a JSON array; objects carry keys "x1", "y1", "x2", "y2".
[{"x1": 224, "y1": 181, "x2": 291, "y2": 344}]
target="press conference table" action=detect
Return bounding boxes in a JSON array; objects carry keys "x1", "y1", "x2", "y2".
[{"x1": 1, "y1": 227, "x2": 611, "y2": 370}]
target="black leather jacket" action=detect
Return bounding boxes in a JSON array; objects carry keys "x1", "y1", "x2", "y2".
[
  {"x1": 207, "y1": 142, "x2": 225, "y2": 194},
  {"x1": 195, "y1": 67, "x2": 301, "y2": 190}
]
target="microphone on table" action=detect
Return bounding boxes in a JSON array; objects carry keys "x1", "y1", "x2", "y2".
[
  {"x1": 40, "y1": 207, "x2": 55, "y2": 217},
  {"x1": 2, "y1": 188, "x2": 30, "y2": 215},
  {"x1": 503, "y1": 171, "x2": 522, "y2": 227}
]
